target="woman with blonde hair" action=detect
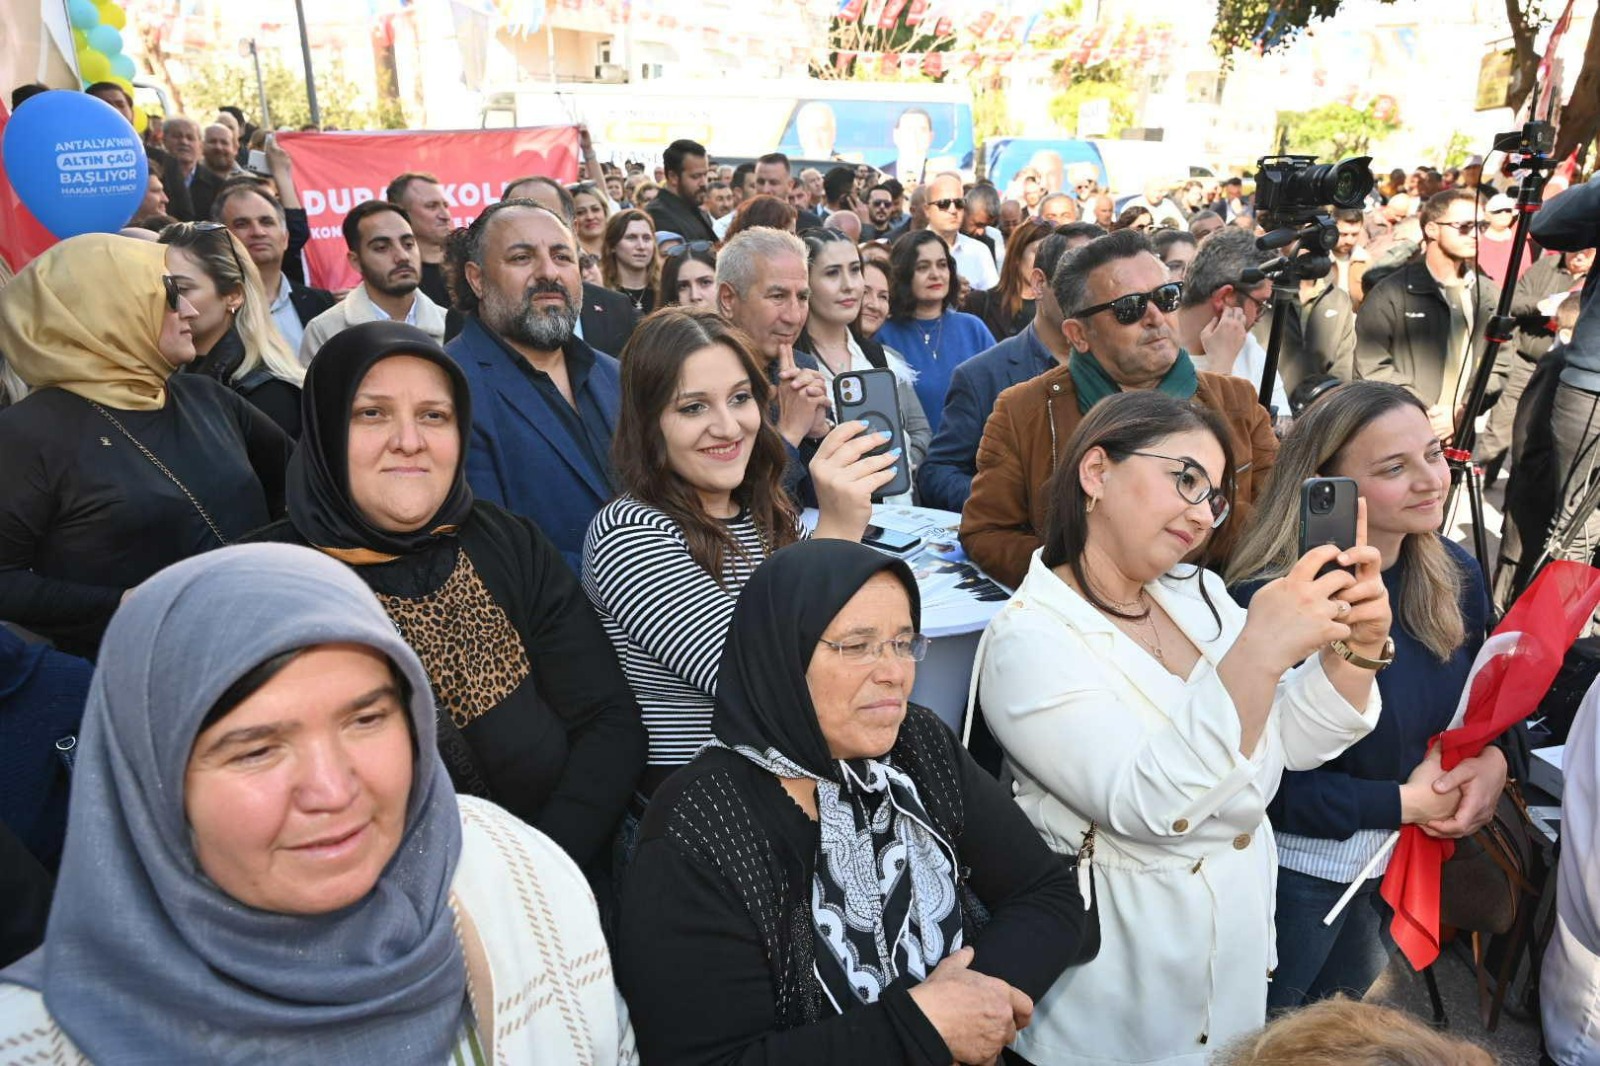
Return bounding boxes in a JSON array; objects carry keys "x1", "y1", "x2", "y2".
[
  {"x1": 601, "y1": 208, "x2": 661, "y2": 315},
  {"x1": 569, "y1": 181, "x2": 612, "y2": 258},
  {"x1": 1215, "y1": 997, "x2": 1495, "y2": 1065},
  {"x1": 1225, "y1": 380, "x2": 1499, "y2": 1011},
  {"x1": 160, "y1": 221, "x2": 305, "y2": 437}
]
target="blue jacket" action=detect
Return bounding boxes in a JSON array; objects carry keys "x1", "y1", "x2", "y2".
[
  {"x1": 1232, "y1": 537, "x2": 1489, "y2": 840},
  {"x1": 447, "y1": 317, "x2": 621, "y2": 570},
  {"x1": 916, "y1": 322, "x2": 1057, "y2": 512}
]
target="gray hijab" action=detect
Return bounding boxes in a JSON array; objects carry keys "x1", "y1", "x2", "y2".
[{"x1": 6, "y1": 543, "x2": 466, "y2": 1064}]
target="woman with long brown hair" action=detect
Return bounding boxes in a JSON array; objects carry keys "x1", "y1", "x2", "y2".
[
  {"x1": 1225, "y1": 380, "x2": 1496, "y2": 1012},
  {"x1": 601, "y1": 208, "x2": 661, "y2": 315},
  {"x1": 582, "y1": 308, "x2": 896, "y2": 798},
  {"x1": 962, "y1": 217, "x2": 1054, "y2": 340}
]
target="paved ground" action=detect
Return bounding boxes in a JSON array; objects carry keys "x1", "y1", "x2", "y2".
[{"x1": 1367, "y1": 942, "x2": 1545, "y2": 1064}]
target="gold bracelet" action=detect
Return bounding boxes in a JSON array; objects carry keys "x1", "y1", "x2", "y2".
[{"x1": 1329, "y1": 637, "x2": 1395, "y2": 671}]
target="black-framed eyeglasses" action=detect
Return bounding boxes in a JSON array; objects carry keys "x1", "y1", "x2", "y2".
[
  {"x1": 666, "y1": 240, "x2": 715, "y2": 257},
  {"x1": 162, "y1": 274, "x2": 181, "y2": 312},
  {"x1": 1126, "y1": 450, "x2": 1230, "y2": 527},
  {"x1": 930, "y1": 198, "x2": 965, "y2": 212},
  {"x1": 188, "y1": 220, "x2": 249, "y2": 303},
  {"x1": 1237, "y1": 287, "x2": 1274, "y2": 318},
  {"x1": 817, "y1": 633, "x2": 931, "y2": 665},
  {"x1": 1074, "y1": 282, "x2": 1183, "y2": 325},
  {"x1": 1439, "y1": 220, "x2": 1491, "y2": 235}
]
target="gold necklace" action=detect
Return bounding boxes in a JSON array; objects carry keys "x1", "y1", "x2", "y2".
[{"x1": 1099, "y1": 588, "x2": 1165, "y2": 663}]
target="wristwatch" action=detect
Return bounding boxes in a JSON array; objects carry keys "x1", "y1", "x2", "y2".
[{"x1": 1330, "y1": 637, "x2": 1395, "y2": 671}]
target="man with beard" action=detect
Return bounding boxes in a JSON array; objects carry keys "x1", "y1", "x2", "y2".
[
  {"x1": 299, "y1": 200, "x2": 446, "y2": 362},
  {"x1": 863, "y1": 183, "x2": 898, "y2": 239},
  {"x1": 960, "y1": 229, "x2": 1278, "y2": 587},
  {"x1": 445, "y1": 201, "x2": 621, "y2": 567}
]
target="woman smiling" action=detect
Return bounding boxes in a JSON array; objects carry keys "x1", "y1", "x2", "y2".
[
  {"x1": 0, "y1": 543, "x2": 633, "y2": 1062},
  {"x1": 583, "y1": 309, "x2": 897, "y2": 799},
  {"x1": 249, "y1": 322, "x2": 644, "y2": 876}
]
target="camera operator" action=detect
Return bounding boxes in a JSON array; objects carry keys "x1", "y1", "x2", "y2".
[
  {"x1": 1172, "y1": 229, "x2": 1290, "y2": 412},
  {"x1": 1529, "y1": 173, "x2": 1600, "y2": 567},
  {"x1": 1354, "y1": 189, "x2": 1503, "y2": 444}
]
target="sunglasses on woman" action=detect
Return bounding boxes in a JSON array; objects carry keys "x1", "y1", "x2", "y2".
[
  {"x1": 1074, "y1": 282, "x2": 1183, "y2": 325},
  {"x1": 188, "y1": 221, "x2": 250, "y2": 303},
  {"x1": 1127, "y1": 451, "x2": 1231, "y2": 527},
  {"x1": 666, "y1": 241, "x2": 715, "y2": 257},
  {"x1": 162, "y1": 274, "x2": 182, "y2": 312}
]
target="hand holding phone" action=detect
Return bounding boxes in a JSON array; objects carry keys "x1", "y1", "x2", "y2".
[
  {"x1": 808, "y1": 419, "x2": 901, "y2": 542},
  {"x1": 1298, "y1": 477, "x2": 1358, "y2": 578},
  {"x1": 831, "y1": 369, "x2": 911, "y2": 499}
]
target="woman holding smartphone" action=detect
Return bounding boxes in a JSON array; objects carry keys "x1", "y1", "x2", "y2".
[
  {"x1": 1226, "y1": 380, "x2": 1496, "y2": 1010},
  {"x1": 979, "y1": 390, "x2": 1388, "y2": 1064},
  {"x1": 582, "y1": 309, "x2": 897, "y2": 801}
]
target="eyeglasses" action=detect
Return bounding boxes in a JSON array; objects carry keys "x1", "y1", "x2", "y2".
[
  {"x1": 1237, "y1": 288, "x2": 1274, "y2": 318},
  {"x1": 189, "y1": 221, "x2": 249, "y2": 303},
  {"x1": 817, "y1": 633, "x2": 931, "y2": 665},
  {"x1": 1126, "y1": 451, "x2": 1231, "y2": 527},
  {"x1": 929, "y1": 198, "x2": 965, "y2": 212},
  {"x1": 1074, "y1": 282, "x2": 1183, "y2": 325},
  {"x1": 868, "y1": 198, "x2": 894, "y2": 209},
  {"x1": 666, "y1": 241, "x2": 715, "y2": 257},
  {"x1": 162, "y1": 274, "x2": 181, "y2": 312},
  {"x1": 1438, "y1": 220, "x2": 1491, "y2": 235}
]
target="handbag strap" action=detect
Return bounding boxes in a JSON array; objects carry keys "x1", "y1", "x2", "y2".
[{"x1": 87, "y1": 400, "x2": 230, "y2": 547}]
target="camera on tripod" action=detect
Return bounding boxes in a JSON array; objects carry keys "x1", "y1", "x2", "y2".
[{"x1": 1253, "y1": 154, "x2": 1374, "y2": 255}]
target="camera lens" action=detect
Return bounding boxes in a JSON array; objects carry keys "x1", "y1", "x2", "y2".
[{"x1": 1310, "y1": 482, "x2": 1334, "y2": 514}]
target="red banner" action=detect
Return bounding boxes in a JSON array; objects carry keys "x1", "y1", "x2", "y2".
[
  {"x1": 0, "y1": 101, "x2": 61, "y2": 275},
  {"x1": 277, "y1": 126, "x2": 579, "y2": 292}
]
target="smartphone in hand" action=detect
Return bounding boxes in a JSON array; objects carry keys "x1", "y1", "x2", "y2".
[
  {"x1": 832, "y1": 368, "x2": 911, "y2": 500},
  {"x1": 1298, "y1": 477, "x2": 1359, "y2": 578}
]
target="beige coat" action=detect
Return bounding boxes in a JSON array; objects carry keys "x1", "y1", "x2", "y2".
[
  {"x1": 297, "y1": 283, "x2": 448, "y2": 365},
  {"x1": 978, "y1": 553, "x2": 1379, "y2": 1065},
  {"x1": 0, "y1": 797, "x2": 635, "y2": 1066}
]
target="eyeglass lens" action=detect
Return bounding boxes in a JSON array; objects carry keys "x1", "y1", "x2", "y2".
[{"x1": 1109, "y1": 283, "x2": 1183, "y2": 324}]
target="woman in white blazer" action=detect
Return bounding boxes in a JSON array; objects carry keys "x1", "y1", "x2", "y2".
[{"x1": 977, "y1": 391, "x2": 1392, "y2": 1066}]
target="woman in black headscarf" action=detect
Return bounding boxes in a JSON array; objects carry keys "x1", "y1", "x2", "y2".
[
  {"x1": 616, "y1": 539, "x2": 1088, "y2": 1065},
  {"x1": 248, "y1": 321, "x2": 645, "y2": 874}
]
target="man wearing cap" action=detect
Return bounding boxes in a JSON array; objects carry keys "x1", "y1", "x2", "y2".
[{"x1": 1477, "y1": 192, "x2": 1538, "y2": 285}]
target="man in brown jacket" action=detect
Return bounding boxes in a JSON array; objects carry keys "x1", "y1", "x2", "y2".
[{"x1": 961, "y1": 230, "x2": 1278, "y2": 588}]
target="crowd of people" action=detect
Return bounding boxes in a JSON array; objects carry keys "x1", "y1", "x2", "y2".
[{"x1": 1, "y1": 80, "x2": 1596, "y2": 1064}]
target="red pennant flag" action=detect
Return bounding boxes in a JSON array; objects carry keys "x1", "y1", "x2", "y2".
[
  {"x1": 878, "y1": 0, "x2": 908, "y2": 30},
  {"x1": 1380, "y1": 561, "x2": 1600, "y2": 969},
  {"x1": 905, "y1": 0, "x2": 928, "y2": 25}
]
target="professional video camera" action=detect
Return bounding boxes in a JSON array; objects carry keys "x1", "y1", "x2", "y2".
[
  {"x1": 1247, "y1": 153, "x2": 1375, "y2": 419},
  {"x1": 1251, "y1": 154, "x2": 1374, "y2": 271}
]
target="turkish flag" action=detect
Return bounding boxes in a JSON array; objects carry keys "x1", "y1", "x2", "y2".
[
  {"x1": 1380, "y1": 560, "x2": 1600, "y2": 969},
  {"x1": 0, "y1": 101, "x2": 59, "y2": 274}
]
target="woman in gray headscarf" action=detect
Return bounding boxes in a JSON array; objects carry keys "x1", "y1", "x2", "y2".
[{"x1": 0, "y1": 543, "x2": 634, "y2": 1064}]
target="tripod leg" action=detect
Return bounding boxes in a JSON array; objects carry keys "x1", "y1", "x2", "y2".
[{"x1": 1467, "y1": 463, "x2": 1491, "y2": 582}]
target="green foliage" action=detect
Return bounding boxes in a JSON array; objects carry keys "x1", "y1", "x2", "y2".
[
  {"x1": 177, "y1": 55, "x2": 402, "y2": 131},
  {"x1": 1048, "y1": 60, "x2": 1136, "y2": 137},
  {"x1": 973, "y1": 79, "x2": 1010, "y2": 144},
  {"x1": 1210, "y1": 0, "x2": 1349, "y2": 57},
  {"x1": 1274, "y1": 102, "x2": 1401, "y2": 159},
  {"x1": 1435, "y1": 132, "x2": 1478, "y2": 169}
]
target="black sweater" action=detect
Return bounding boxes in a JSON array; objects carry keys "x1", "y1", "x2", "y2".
[
  {"x1": 249, "y1": 501, "x2": 646, "y2": 869},
  {"x1": 0, "y1": 376, "x2": 289, "y2": 658},
  {"x1": 617, "y1": 706, "x2": 1086, "y2": 1065}
]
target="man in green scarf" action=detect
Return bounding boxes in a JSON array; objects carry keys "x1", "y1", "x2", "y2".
[{"x1": 960, "y1": 229, "x2": 1278, "y2": 588}]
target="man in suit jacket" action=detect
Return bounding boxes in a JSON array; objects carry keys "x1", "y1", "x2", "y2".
[
  {"x1": 446, "y1": 201, "x2": 621, "y2": 568},
  {"x1": 916, "y1": 230, "x2": 1081, "y2": 512}
]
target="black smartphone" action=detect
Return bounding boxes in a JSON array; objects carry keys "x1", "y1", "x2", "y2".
[
  {"x1": 1298, "y1": 477, "x2": 1359, "y2": 578},
  {"x1": 832, "y1": 368, "x2": 911, "y2": 500},
  {"x1": 861, "y1": 523, "x2": 923, "y2": 557}
]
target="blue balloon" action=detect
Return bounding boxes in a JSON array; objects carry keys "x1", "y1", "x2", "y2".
[
  {"x1": 110, "y1": 53, "x2": 136, "y2": 80},
  {"x1": 2, "y1": 91, "x2": 148, "y2": 239},
  {"x1": 68, "y1": 0, "x2": 100, "y2": 29},
  {"x1": 87, "y1": 23, "x2": 123, "y2": 56}
]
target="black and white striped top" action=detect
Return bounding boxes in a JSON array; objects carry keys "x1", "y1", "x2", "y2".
[{"x1": 582, "y1": 496, "x2": 799, "y2": 769}]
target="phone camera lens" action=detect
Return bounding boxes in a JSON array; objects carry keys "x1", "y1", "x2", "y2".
[{"x1": 1310, "y1": 483, "x2": 1334, "y2": 514}]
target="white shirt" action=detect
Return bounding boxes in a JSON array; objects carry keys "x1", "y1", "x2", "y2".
[
  {"x1": 948, "y1": 231, "x2": 999, "y2": 292},
  {"x1": 268, "y1": 273, "x2": 306, "y2": 355},
  {"x1": 298, "y1": 284, "x2": 447, "y2": 365}
]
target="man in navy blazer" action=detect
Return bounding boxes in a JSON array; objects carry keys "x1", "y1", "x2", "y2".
[
  {"x1": 917, "y1": 228, "x2": 1089, "y2": 512},
  {"x1": 445, "y1": 200, "x2": 620, "y2": 569}
]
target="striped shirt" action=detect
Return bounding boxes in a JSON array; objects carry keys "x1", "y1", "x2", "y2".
[
  {"x1": 1276, "y1": 828, "x2": 1394, "y2": 883},
  {"x1": 583, "y1": 496, "x2": 796, "y2": 768}
]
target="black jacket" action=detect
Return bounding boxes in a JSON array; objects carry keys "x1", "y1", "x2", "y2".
[
  {"x1": 579, "y1": 282, "x2": 641, "y2": 358},
  {"x1": 147, "y1": 148, "x2": 195, "y2": 222},
  {"x1": 289, "y1": 279, "x2": 337, "y2": 327},
  {"x1": 1275, "y1": 283, "x2": 1358, "y2": 387},
  {"x1": 189, "y1": 167, "x2": 225, "y2": 223},
  {"x1": 1354, "y1": 256, "x2": 1502, "y2": 407},
  {"x1": 645, "y1": 187, "x2": 717, "y2": 244}
]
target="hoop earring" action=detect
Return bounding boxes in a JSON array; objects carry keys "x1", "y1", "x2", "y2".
[{"x1": 1086, "y1": 495, "x2": 1097, "y2": 514}]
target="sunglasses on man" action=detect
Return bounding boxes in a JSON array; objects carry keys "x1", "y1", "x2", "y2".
[
  {"x1": 1074, "y1": 282, "x2": 1183, "y2": 325},
  {"x1": 1438, "y1": 220, "x2": 1491, "y2": 235},
  {"x1": 929, "y1": 198, "x2": 965, "y2": 212}
]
